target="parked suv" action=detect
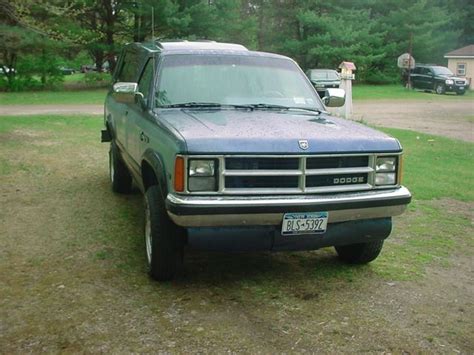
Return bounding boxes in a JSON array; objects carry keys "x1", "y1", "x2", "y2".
[
  {"x1": 410, "y1": 64, "x2": 468, "y2": 95},
  {"x1": 306, "y1": 69, "x2": 341, "y2": 96},
  {"x1": 103, "y1": 41, "x2": 411, "y2": 281}
]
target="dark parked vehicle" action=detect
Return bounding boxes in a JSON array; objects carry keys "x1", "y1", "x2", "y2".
[
  {"x1": 102, "y1": 41, "x2": 411, "y2": 281},
  {"x1": 410, "y1": 65, "x2": 469, "y2": 95},
  {"x1": 306, "y1": 69, "x2": 341, "y2": 96},
  {"x1": 59, "y1": 67, "x2": 75, "y2": 75}
]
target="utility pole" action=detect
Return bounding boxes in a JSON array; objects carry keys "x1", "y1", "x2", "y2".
[{"x1": 407, "y1": 32, "x2": 413, "y2": 89}]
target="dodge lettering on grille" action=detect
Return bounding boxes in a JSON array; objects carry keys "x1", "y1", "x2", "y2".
[{"x1": 334, "y1": 176, "x2": 365, "y2": 184}]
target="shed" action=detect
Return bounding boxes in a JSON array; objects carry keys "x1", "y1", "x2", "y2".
[{"x1": 444, "y1": 44, "x2": 474, "y2": 89}]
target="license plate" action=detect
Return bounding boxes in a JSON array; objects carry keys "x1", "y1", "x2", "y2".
[
  {"x1": 460, "y1": 86, "x2": 464, "y2": 90},
  {"x1": 281, "y1": 212, "x2": 328, "y2": 235}
]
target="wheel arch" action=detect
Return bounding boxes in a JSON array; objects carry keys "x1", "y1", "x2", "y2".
[{"x1": 141, "y1": 149, "x2": 169, "y2": 200}]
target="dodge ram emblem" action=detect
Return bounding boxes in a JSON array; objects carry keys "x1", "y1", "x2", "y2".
[{"x1": 298, "y1": 140, "x2": 309, "y2": 150}]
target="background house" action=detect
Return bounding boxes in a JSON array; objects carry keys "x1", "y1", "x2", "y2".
[{"x1": 444, "y1": 45, "x2": 474, "y2": 89}]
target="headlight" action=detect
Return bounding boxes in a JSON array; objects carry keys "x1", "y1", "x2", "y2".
[
  {"x1": 188, "y1": 159, "x2": 217, "y2": 192},
  {"x1": 189, "y1": 160, "x2": 215, "y2": 177},
  {"x1": 375, "y1": 156, "x2": 397, "y2": 186},
  {"x1": 445, "y1": 79, "x2": 454, "y2": 85},
  {"x1": 375, "y1": 173, "x2": 396, "y2": 185},
  {"x1": 376, "y1": 157, "x2": 396, "y2": 172}
]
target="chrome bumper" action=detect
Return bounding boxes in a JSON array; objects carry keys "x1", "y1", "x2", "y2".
[{"x1": 166, "y1": 186, "x2": 411, "y2": 227}]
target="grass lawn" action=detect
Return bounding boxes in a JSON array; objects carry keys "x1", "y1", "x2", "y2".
[
  {"x1": 62, "y1": 72, "x2": 86, "y2": 83},
  {"x1": 0, "y1": 89, "x2": 107, "y2": 105},
  {"x1": 1, "y1": 114, "x2": 472, "y2": 352},
  {"x1": 353, "y1": 84, "x2": 474, "y2": 100}
]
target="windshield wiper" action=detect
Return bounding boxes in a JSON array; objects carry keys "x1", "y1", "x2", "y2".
[
  {"x1": 159, "y1": 102, "x2": 222, "y2": 108},
  {"x1": 286, "y1": 107, "x2": 324, "y2": 114},
  {"x1": 158, "y1": 102, "x2": 253, "y2": 110},
  {"x1": 249, "y1": 103, "x2": 323, "y2": 114},
  {"x1": 249, "y1": 103, "x2": 290, "y2": 110}
]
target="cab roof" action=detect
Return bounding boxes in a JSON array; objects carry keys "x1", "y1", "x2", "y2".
[
  {"x1": 137, "y1": 40, "x2": 248, "y2": 53},
  {"x1": 159, "y1": 41, "x2": 248, "y2": 52},
  {"x1": 134, "y1": 40, "x2": 289, "y2": 60}
]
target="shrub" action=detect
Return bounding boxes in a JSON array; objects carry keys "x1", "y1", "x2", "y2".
[{"x1": 83, "y1": 72, "x2": 111, "y2": 87}]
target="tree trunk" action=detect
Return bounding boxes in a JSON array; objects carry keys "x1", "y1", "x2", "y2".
[{"x1": 95, "y1": 54, "x2": 104, "y2": 73}]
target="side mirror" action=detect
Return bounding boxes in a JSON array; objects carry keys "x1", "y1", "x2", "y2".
[
  {"x1": 322, "y1": 88, "x2": 345, "y2": 107},
  {"x1": 112, "y1": 82, "x2": 140, "y2": 104}
]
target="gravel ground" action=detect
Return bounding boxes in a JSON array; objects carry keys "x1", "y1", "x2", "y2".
[{"x1": 352, "y1": 99, "x2": 474, "y2": 142}]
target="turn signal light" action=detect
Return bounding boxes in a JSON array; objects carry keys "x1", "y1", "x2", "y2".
[
  {"x1": 398, "y1": 155, "x2": 404, "y2": 184},
  {"x1": 174, "y1": 156, "x2": 185, "y2": 192}
]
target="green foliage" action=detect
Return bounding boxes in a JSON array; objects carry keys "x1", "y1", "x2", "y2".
[
  {"x1": 1, "y1": 0, "x2": 471, "y2": 90},
  {"x1": 83, "y1": 72, "x2": 111, "y2": 87}
]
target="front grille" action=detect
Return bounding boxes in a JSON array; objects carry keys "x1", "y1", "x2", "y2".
[
  {"x1": 455, "y1": 80, "x2": 465, "y2": 85},
  {"x1": 226, "y1": 176, "x2": 299, "y2": 188},
  {"x1": 221, "y1": 155, "x2": 374, "y2": 194},
  {"x1": 306, "y1": 156, "x2": 368, "y2": 169},
  {"x1": 226, "y1": 157, "x2": 298, "y2": 170}
]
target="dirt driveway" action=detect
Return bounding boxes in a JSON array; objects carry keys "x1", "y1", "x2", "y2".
[
  {"x1": 1, "y1": 97, "x2": 472, "y2": 141},
  {"x1": 352, "y1": 99, "x2": 474, "y2": 142}
]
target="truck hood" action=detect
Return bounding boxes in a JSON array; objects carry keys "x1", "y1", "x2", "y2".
[
  {"x1": 155, "y1": 108, "x2": 401, "y2": 154},
  {"x1": 438, "y1": 74, "x2": 466, "y2": 81}
]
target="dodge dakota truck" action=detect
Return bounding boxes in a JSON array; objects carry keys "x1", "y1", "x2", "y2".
[{"x1": 103, "y1": 40, "x2": 411, "y2": 281}]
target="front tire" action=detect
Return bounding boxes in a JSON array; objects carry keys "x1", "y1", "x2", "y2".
[
  {"x1": 435, "y1": 83, "x2": 445, "y2": 95},
  {"x1": 145, "y1": 185, "x2": 185, "y2": 281},
  {"x1": 109, "y1": 143, "x2": 132, "y2": 193},
  {"x1": 335, "y1": 240, "x2": 384, "y2": 264}
]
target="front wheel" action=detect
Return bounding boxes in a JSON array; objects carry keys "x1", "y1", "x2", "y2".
[
  {"x1": 145, "y1": 185, "x2": 185, "y2": 281},
  {"x1": 435, "y1": 83, "x2": 445, "y2": 95},
  {"x1": 335, "y1": 240, "x2": 384, "y2": 264}
]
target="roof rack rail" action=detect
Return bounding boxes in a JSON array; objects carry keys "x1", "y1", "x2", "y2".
[{"x1": 416, "y1": 63, "x2": 440, "y2": 66}]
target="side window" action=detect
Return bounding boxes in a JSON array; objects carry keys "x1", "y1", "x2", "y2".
[
  {"x1": 457, "y1": 63, "x2": 466, "y2": 76},
  {"x1": 118, "y1": 51, "x2": 140, "y2": 82},
  {"x1": 421, "y1": 68, "x2": 431, "y2": 76},
  {"x1": 138, "y1": 58, "x2": 155, "y2": 102}
]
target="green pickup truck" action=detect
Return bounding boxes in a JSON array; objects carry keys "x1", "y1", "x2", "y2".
[{"x1": 103, "y1": 40, "x2": 411, "y2": 281}]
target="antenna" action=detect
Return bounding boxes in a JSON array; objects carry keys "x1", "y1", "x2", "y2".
[
  {"x1": 151, "y1": 6, "x2": 154, "y2": 40},
  {"x1": 152, "y1": 6, "x2": 156, "y2": 106}
]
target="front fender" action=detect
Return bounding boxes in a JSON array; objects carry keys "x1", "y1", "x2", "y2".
[{"x1": 142, "y1": 149, "x2": 169, "y2": 200}]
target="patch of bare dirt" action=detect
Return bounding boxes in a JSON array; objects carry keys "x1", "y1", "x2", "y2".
[{"x1": 352, "y1": 99, "x2": 474, "y2": 142}]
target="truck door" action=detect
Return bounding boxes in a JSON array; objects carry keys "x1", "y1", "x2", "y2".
[
  {"x1": 110, "y1": 49, "x2": 141, "y2": 152},
  {"x1": 420, "y1": 68, "x2": 432, "y2": 89},
  {"x1": 126, "y1": 57, "x2": 156, "y2": 169},
  {"x1": 411, "y1": 67, "x2": 421, "y2": 88}
]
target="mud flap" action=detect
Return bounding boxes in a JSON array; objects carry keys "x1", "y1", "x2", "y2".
[{"x1": 101, "y1": 129, "x2": 112, "y2": 142}]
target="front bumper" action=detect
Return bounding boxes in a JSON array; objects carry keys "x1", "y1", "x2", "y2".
[
  {"x1": 446, "y1": 84, "x2": 468, "y2": 93},
  {"x1": 166, "y1": 186, "x2": 411, "y2": 227}
]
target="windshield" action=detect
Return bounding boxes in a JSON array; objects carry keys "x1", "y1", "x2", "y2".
[
  {"x1": 311, "y1": 70, "x2": 339, "y2": 80},
  {"x1": 432, "y1": 66, "x2": 453, "y2": 76},
  {"x1": 155, "y1": 54, "x2": 323, "y2": 110}
]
